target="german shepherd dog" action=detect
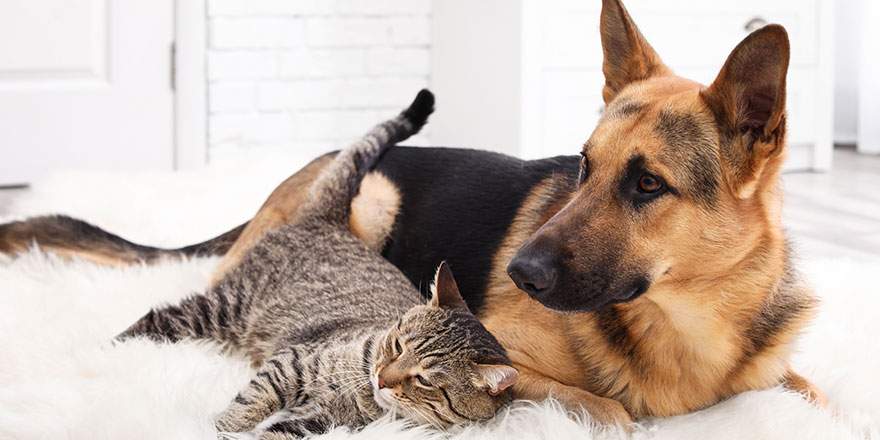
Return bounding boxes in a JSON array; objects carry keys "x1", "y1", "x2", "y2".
[{"x1": 0, "y1": 0, "x2": 826, "y2": 429}]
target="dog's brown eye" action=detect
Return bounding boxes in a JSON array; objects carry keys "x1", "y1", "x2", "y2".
[
  {"x1": 638, "y1": 174, "x2": 662, "y2": 193},
  {"x1": 412, "y1": 374, "x2": 431, "y2": 387},
  {"x1": 579, "y1": 153, "x2": 590, "y2": 184}
]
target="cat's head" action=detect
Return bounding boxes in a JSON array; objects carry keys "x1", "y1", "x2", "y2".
[{"x1": 370, "y1": 262, "x2": 519, "y2": 428}]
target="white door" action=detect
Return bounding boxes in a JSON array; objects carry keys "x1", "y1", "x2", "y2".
[{"x1": 0, "y1": 0, "x2": 175, "y2": 186}]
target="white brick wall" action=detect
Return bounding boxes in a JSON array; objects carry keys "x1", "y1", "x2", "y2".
[{"x1": 206, "y1": 0, "x2": 432, "y2": 162}]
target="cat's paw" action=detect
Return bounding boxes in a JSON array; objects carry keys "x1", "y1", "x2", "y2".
[
  {"x1": 217, "y1": 432, "x2": 258, "y2": 440},
  {"x1": 252, "y1": 409, "x2": 294, "y2": 435},
  {"x1": 217, "y1": 408, "x2": 295, "y2": 440},
  {"x1": 218, "y1": 428, "x2": 292, "y2": 440}
]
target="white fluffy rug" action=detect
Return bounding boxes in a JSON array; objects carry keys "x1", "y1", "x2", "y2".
[{"x1": 1, "y1": 149, "x2": 878, "y2": 440}]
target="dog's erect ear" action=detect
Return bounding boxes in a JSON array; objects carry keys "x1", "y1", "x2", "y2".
[
  {"x1": 600, "y1": 0, "x2": 669, "y2": 103},
  {"x1": 701, "y1": 25, "x2": 790, "y2": 198},
  {"x1": 430, "y1": 262, "x2": 470, "y2": 312}
]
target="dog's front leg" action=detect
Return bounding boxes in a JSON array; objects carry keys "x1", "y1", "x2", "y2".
[
  {"x1": 512, "y1": 365, "x2": 634, "y2": 431},
  {"x1": 782, "y1": 367, "x2": 829, "y2": 408}
]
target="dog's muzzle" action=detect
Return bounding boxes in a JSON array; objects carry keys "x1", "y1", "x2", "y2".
[
  {"x1": 507, "y1": 253, "x2": 558, "y2": 299},
  {"x1": 508, "y1": 238, "x2": 651, "y2": 313}
]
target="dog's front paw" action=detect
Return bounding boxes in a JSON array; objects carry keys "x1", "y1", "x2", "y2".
[
  {"x1": 556, "y1": 389, "x2": 634, "y2": 433},
  {"x1": 588, "y1": 395, "x2": 634, "y2": 432}
]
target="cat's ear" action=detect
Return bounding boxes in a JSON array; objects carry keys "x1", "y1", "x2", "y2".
[
  {"x1": 475, "y1": 364, "x2": 519, "y2": 396},
  {"x1": 430, "y1": 262, "x2": 470, "y2": 312}
]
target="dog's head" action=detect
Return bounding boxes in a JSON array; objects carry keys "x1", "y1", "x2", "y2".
[{"x1": 508, "y1": 0, "x2": 791, "y2": 313}]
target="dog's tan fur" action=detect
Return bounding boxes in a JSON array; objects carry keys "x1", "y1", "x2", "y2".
[
  {"x1": 0, "y1": 0, "x2": 826, "y2": 429},
  {"x1": 478, "y1": 0, "x2": 823, "y2": 425},
  {"x1": 210, "y1": 153, "x2": 335, "y2": 283}
]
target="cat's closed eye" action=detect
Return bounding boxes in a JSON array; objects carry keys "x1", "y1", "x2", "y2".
[
  {"x1": 412, "y1": 374, "x2": 431, "y2": 387},
  {"x1": 394, "y1": 338, "x2": 403, "y2": 354}
]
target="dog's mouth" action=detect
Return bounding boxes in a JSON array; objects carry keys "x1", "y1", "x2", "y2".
[
  {"x1": 616, "y1": 278, "x2": 650, "y2": 302},
  {"x1": 522, "y1": 275, "x2": 652, "y2": 314}
]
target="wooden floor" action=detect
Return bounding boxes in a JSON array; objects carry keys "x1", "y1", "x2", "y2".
[
  {"x1": 1, "y1": 147, "x2": 879, "y2": 260},
  {"x1": 783, "y1": 146, "x2": 880, "y2": 261}
]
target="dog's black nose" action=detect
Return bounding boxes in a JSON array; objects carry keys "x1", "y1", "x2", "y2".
[{"x1": 507, "y1": 254, "x2": 558, "y2": 297}]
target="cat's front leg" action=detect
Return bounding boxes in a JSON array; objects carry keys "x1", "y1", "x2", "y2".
[
  {"x1": 256, "y1": 413, "x2": 328, "y2": 440},
  {"x1": 117, "y1": 291, "x2": 227, "y2": 343},
  {"x1": 218, "y1": 407, "x2": 327, "y2": 440},
  {"x1": 216, "y1": 348, "x2": 304, "y2": 434}
]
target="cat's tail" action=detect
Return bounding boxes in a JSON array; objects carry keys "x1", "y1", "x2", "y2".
[{"x1": 299, "y1": 89, "x2": 434, "y2": 225}]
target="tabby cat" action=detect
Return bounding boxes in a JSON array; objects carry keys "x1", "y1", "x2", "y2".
[{"x1": 117, "y1": 90, "x2": 519, "y2": 439}]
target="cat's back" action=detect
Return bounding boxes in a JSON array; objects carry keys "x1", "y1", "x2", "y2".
[{"x1": 219, "y1": 221, "x2": 421, "y2": 349}]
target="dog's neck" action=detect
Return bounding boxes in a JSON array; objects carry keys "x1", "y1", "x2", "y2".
[
  {"x1": 641, "y1": 174, "x2": 792, "y2": 344},
  {"x1": 596, "y1": 223, "x2": 815, "y2": 416}
]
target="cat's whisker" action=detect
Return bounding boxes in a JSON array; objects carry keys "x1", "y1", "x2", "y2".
[
  {"x1": 334, "y1": 378, "x2": 370, "y2": 397},
  {"x1": 410, "y1": 400, "x2": 450, "y2": 430},
  {"x1": 325, "y1": 376, "x2": 370, "y2": 392},
  {"x1": 309, "y1": 377, "x2": 360, "y2": 390},
  {"x1": 331, "y1": 358, "x2": 370, "y2": 365},
  {"x1": 338, "y1": 381, "x2": 370, "y2": 400},
  {"x1": 327, "y1": 370, "x2": 370, "y2": 381},
  {"x1": 329, "y1": 355, "x2": 370, "y2": 364},
  {"x1": 408, "y1": 403, "x2": 445, "y2": 433},
  {"x1": 321, "y1": 369, "x2": 369, "y2": 375},
  {"x1": 327, "y1": 372, "x2": 369, "y2": 386},
  {"x1": 297, "y1": 372, "x2": 366, "y2": 392},
  {"x1": 334, "y1": 385, "x2": 368, "y2": 404},
  {"x1": 328, "y1": 367, "x2": 370, "y2": 376},
  {"x1": 431, "y1": 406, "x2": 459, "y2": 430},
  {"x1": 405, "y1": 401, "x2": 432, "y2": 423},
  {"x1": 318, "y1": 369, "x2": 370, "y2": 379},
  {"x1": 417, "y1": 404, "x2": 449, "y2": 434},
  {"x1": 331, "y1": 361, "x2": 371, "y2": 369},
  {"x1": 405, "y1": 404, "x2": 430, "y2": 426},
  {"x1": 323, "y1": 376, "x2": 358, "y2": 389}
]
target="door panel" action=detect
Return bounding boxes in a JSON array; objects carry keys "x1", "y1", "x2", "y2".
[{"x1": 0, "y1": 0, "x2": 174, "y2": 185}]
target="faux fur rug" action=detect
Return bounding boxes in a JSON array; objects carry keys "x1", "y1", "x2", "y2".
[{"x1": 1, "y1": 149, "x2": 878, "y2": 440}]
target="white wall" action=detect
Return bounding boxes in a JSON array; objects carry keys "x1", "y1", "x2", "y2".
[
  {"x1": 834, "y1": 0, "x2": 859, "y2": 144},
  {"x1": 206, "y1": 0, "x2": 432, "y2": 162},
  {"x1": 834, "y1": 0, "x2": 880, "y2": 154},
  {"x1": 858, "y1": 0, "x2": 880, "y2": 154},
  {"x1": 431, "y1": 0, "x2": 835, "y2": 169},
  {"x1": 430, "y1": 0, "x2": 526, "y2": 155},
  {"x1": 202, "y1": 0, "x2": 865, "y2": 162}
]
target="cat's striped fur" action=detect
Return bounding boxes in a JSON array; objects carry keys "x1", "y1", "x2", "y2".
[{"x1": 117, "y1": 90, "x2": 518, "y2": 439}]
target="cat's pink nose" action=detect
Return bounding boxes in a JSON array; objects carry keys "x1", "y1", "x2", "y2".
[{"x1": 378, "y1": 374, "x2": 388, "y2": 389}]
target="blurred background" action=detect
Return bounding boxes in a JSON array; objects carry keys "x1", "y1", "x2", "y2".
[{"x1": 0, "y1": 0, "x2": 878, "y2": 259}]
